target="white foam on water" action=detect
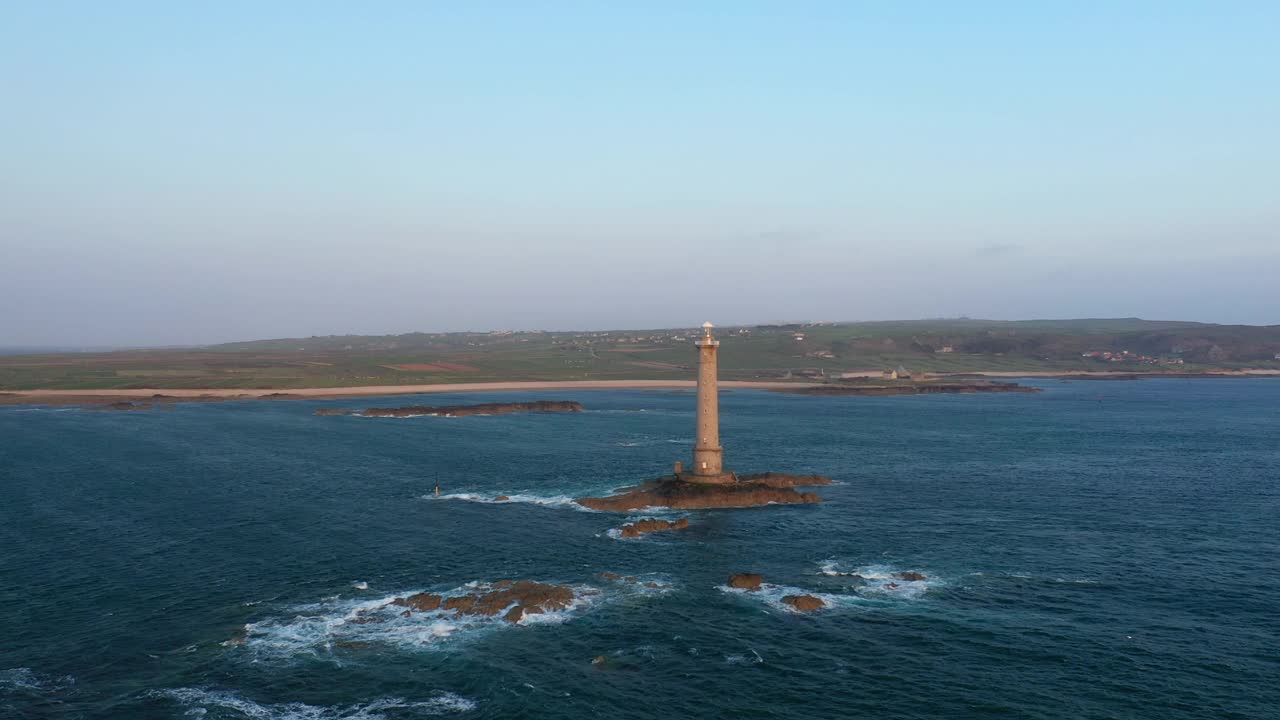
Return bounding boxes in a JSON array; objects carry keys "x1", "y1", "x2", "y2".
[
  {"x1": 816, "y1": 561, "x2": 941, "y2": 600},
  {"x1": 422, "y1": 493, "x2": 598, "y2": 512},
  {"x1": 154, "y1": 688, "x2": 476, "y2": 718},
  {"x1": 238, "y1": 576, "x2": 677, "y2": 660},
  {"x1": 352, "y1": 581, "x2": 368, "y2": 591},
  {"x1": 0, "y1": 668, "x2": 41, "y2": 690}
]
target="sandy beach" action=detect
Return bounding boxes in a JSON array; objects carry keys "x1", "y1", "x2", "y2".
[{"x1": 4, "y1": 371, "x2": 1278, "y2": 406}]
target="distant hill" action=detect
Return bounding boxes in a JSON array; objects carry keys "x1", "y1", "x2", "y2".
[{"x1": 2, "y1": 318, "x2": 1278, "y2": 390}]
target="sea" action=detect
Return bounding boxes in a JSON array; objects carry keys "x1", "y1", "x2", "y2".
[{"x1": 1, "y1": 379, "x2": 1277, "y2": 719}]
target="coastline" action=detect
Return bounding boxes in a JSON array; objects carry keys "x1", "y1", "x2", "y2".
[
  {"x1": 0, "y1": 380, "x2": 818, "y2": 406},
  {"x1": 3, "y1": 370, "x2": 1278, "y2": 406}
]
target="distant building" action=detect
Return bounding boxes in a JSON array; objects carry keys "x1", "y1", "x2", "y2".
[
  {"x1": 884, "y1": 365, "x2": 911, "y2": 380},
  {"x1": 937, "y1": 345, "x2": 954, "y2": 353}
]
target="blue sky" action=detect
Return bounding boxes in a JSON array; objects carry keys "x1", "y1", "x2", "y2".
[{"x1": 2, "y1": 2, "x2": 1277, "y2": 345}]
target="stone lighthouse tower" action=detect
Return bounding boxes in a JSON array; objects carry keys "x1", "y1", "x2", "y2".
[{"x1": 692, "y1": 322, "x2": 725, "y2": 479}]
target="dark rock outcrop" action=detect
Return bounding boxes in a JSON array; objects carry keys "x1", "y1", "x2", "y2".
[
  {"x1": 90, "y1": 401, "x2": 154, "y2": 411},
  {"x1": 494, "y1": 495, "x2": 510, "y2": 502},
  {"x1": 315, "y1": 400, "x2": 583, "y2": 417},
  {"x1": 893, "y1": 571, "x2": 927, "y2": 582},
  {"x1": 617, "y1": 518, "x2": 690, "y2": 538},
  {"x1": 782, "y1": 595, "x2": 826, "y2": 612},
  {"x1": 390, "y1": 592, "x2": 442, "y2": 612},
  {"x1": 577, "y1": 473, "x2": 829, "y2": 512},
  {"x1": 729, "y1": 573, "x2": 765, "y2": 591}
]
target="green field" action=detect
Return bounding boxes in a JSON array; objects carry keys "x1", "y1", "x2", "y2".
[{"x1": 3, "y1": 318, "x2": 1279, "y2": 391}]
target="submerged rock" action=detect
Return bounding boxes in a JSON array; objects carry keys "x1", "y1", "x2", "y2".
[
  {"x1": 618, "y1": 518, "x2": 690, "y2": 538},
  {"x1": 893, "y1": 571, "x2": 927, "y2": 582},
  {"x1": 577, "y1": 473, "x2": 830, "y2": 512},
  {"x1": 781, "y1": 595, "x2": 826, "y2": 612},
  {"x1": 494, "y1": 495, "x2": 510, "y2": 502},
  {"x1": 729, "y1": 573, "x2": 765, "y2": 591}
]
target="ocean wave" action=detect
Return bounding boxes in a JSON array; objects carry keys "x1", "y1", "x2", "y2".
[
  {"x1": 982, "y1": 572, "x2": 1101, "y2": 585},
  {"x1": 237, "y1": 577, "x2": 676, "y2": 659},
  {"x1": 0, "y1": 667, "x2": 75, "y2": 693},
  {"x1": 724, "y1": 649, "x2": 765, "y2": 665},
  {"x1": 353, "y1": 413, "x2": 466, "y2": 419},
  {"x1": 422, "y1": 492, "x2": 597, "y2": 512},
  {"x1": 153, "y1": 688, "x2": 475, "y2": 718}
]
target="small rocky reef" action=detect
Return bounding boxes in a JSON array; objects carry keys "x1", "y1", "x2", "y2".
[
  {"x1": 728, "y1": 573, "x2": 826, "y2": 611},
  {"x1": 362, "y1": 580, "x2": 580, "y2": 625},
  {"x1": 316, "y1": 400, "x2": 583, "y2": 417},
  {"x1": 616, "y1": 518, "x2": 689, "y2": 538},
  {"x1": 577, "y1": 472, "x2": 830, "y2": 512},
  {"x1": 598, "y1": 572, "x2": 669, "y2": 590}
]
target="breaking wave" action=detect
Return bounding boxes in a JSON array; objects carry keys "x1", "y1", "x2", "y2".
[
  {"x1": 716, "y1": 584, "x2": 853, "y2": 613},
  {"x1": 422, "y1": 492, "x2": 597, "y2": 512},
  {"x1": 153, "y1": 688, "x2": 475, "y2": 718},
  {"x1": 0, "y1": 667, "x2": 75, "y2": 693},
  {"x1": 818, "y1": 561, "x2": 941, "y2": 600}
]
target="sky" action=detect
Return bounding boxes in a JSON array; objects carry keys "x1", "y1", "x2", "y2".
[{"x1": 2, "y1": 1, "x2": 1277, "y2": 346}]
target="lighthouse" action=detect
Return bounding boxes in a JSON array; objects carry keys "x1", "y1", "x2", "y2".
[{"x1": 691, "y1": 322, "x2": 725, "y2": 479}]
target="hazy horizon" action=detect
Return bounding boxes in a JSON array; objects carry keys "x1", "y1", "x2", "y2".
[
  {"x1": 4, "y1": 3, "x2": 1278, "y2": 346},
  {"x1": 5, "y1": 314, "x2": 1279, "y2": 354}
]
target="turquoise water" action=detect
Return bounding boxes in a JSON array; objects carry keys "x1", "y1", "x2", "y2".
[{"x1": 2, "y1": 380, "x2": 1278, "y2": 719}]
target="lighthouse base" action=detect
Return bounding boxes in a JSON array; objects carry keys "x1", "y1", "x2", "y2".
[
  {"x1": 575, "y1": 472, "x2": 832, "y2": 512},
  {"x1": 677, "y1": 470, "x2": 738, "y2": 485}
]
